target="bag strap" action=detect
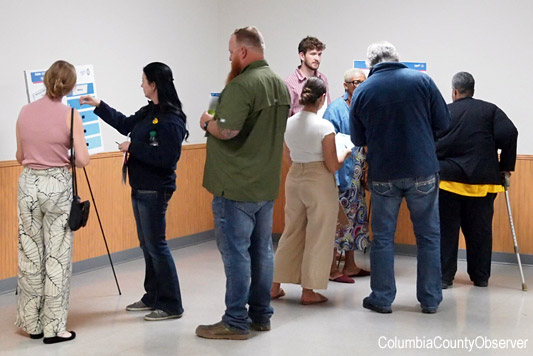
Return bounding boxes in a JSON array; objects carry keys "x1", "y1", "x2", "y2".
[{"x1": 70, "y1": 108, "x2": 78, "y2": 196}]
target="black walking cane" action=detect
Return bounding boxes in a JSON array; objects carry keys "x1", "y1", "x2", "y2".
[{"x1": 502, "y1": 173, "x2": 528, "y2": 291}]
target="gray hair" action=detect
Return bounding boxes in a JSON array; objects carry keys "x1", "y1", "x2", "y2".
[
  {"x1": 366, "y1": 41, "x2": 399, "y2": 68},
  {"x1": 452, "y1": 71, "x2": 475, "y2": 96},
  {"x1": 343, "y1": 68, "x2": 366, "y2": 82}
]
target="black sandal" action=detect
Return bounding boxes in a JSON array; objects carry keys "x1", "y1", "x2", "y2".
[
  {"x1": 43, "y1": 331, "x2": 76, "y2": 344},
  {"x1": 30, "y1": 332, "x2": 44, "y2": 339}
]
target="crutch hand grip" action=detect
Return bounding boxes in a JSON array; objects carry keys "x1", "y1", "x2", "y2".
[{"x1": 502, "y1": 172, "x2": 511, "y2": 188}]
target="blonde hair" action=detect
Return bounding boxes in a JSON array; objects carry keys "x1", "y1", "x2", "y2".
[{"x1": 44, "y1": 60, "x2": 76, "y2": 100}]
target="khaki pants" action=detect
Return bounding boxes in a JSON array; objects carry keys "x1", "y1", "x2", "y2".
[
  {"x1": 16, "y1": 167, "x2": 73, "y2": 337},
  {"x1": 274, "y1": 162, "x2": 338, "y2": 290}
]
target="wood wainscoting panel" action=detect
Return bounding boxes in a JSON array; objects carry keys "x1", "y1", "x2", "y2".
[
  {"x1": 0, "y1": 145, "x2": 213, "y2": 280},
  {"x1": 70, "y1": 152, "x2": 137, "y2": 263},
  {"x1": 490, "y1": 156, "x2": 533, "y2": 254},
  {"x1": 272, "y1": 159, "x2": 290, "y2": 234},
  {"x1": 0, "y1": 163, "x2": 23, "y2": 281},
  {"x1": 273, "y1": 156, "x2": 533, "y2": 255},
  {"x1": 3, "y1": 149, "x2": 532, "y2": 280},
  {"x1": 168, "y1": 145, "x2": 214, "y2": 237}
]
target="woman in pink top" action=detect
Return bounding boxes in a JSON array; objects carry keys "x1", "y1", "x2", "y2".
[{"x1": 15, "y1": 60, "x2": 89, "y2": 344}]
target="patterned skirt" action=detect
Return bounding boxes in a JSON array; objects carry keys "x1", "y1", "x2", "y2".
[{"x1": 335, "y1": 148, "x2": 370, "y2": 251}]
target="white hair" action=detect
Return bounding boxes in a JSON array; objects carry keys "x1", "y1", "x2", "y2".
[
  {"x1": 344, "y1": 68, "x2": 366, "y2": 82},
  {"x1": 366, "y1": 41, "x2": 400, "y2": 68}
]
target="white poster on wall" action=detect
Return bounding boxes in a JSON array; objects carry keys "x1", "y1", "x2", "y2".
[{"x1": 24, "y1": 64, "x2": 104, "y2": 154}]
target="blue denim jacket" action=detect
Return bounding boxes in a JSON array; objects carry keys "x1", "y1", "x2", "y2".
[
  {"x1": 350, "y1": 62, "x2": 450, "y2": 181},
  {"x1": 324, "y1": 96, "x2": 357, "y2": 192}
]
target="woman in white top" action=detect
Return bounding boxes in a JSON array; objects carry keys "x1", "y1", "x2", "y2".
[{"x1": 271, "y1": 77, "x2": 351, "y2": 305}]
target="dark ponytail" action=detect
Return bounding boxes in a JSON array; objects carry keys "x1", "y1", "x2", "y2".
[
  {"x1": 299, "y1": 77, "x2": 326, "y2": 106},
  {"x1": 143, "y1": 62, "x2": 189, "y2": 139}
]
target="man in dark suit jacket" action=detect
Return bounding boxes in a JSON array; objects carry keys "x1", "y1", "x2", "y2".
[{"x1": 436, "y1": 71, "x2": 518, "y2": 289}]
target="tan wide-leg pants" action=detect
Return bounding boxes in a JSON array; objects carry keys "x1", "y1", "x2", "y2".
[
  {"x1": 15, "y1": 167, "x2": 74, "y2": 337},
  {"x1": 273, "y1": 162, "x2": 339, "y2": 290}
]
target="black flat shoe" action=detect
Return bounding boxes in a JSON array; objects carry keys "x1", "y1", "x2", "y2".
[
  {"x1": 473, "y1": 280, "x2": 488, "y2": 287},
  {"x1": 30, "y1": 332, "x2": 44, "y2": 339},
  {"x1": 43, "y1": 331, "x2": 76, "y2": 344},
  {"x1": 442, "y1": 280, "x2": 453, "y2": 289}
]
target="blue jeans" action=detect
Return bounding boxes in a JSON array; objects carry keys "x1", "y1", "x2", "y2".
[
  {"x1": 131, "y1": 189, "x2": 183, "y2": 315},
  {"x1": 368, "y1": 174, "x2": 442, "y2": 309},
  {"x1": 212, "y1": 196, "x2": 275, "y2": 331}
]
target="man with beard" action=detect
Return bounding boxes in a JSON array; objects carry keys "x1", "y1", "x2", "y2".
[
  {"x1": 197, "y1": 26, "x2": 290, "y2": 340},
  {"x1": 285, "y1": 36, "x2": 331, "y2": 116}
]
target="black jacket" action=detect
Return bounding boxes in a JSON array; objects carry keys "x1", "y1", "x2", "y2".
[
  {"x1": 436, "y1": 97, "x2": 518, "y2": 185},
  {"x1": 95, "y1": 101, "x2": 187, "y2": 191}
]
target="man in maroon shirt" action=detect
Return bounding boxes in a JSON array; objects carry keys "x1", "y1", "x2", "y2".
[{"x1": 285, "y1": 36, "x2": 331, "y2": 116}]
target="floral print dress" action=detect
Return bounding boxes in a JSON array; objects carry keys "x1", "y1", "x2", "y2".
[{"x1": 335, "y1": 147, "x2": 370, "y2": 252}]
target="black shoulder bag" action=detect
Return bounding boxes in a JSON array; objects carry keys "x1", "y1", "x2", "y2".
[{"x1": 68, "y1": 108, "x2": 90, "y2": 231}]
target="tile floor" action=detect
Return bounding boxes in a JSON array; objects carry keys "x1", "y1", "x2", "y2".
[{"x1": 0, "y1": 240, "x2": 531, "y2": 356}]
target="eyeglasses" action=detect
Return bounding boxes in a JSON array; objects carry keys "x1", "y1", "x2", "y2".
[{"x1": 347, "y1": 80, "x2": 364, "y2": 86}]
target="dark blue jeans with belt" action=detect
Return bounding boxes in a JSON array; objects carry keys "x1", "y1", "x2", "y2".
[{"x1": 131, "y1": 189, "x2": 183, "y2": 316}]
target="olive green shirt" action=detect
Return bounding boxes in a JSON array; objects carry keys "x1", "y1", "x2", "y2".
[{"x1": 203, "y1": 60, "x2": 290, "y2": 202}]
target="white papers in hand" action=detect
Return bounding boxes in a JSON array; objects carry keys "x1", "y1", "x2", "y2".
[{"x1": 335, "y1": 133, "x2": 355, "y2": 153}]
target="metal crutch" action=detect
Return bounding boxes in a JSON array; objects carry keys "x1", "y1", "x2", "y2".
[{"x1": 503, "y1": 173, "x2": 528, "y2": 291}]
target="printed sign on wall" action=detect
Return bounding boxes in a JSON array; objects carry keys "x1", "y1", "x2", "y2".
[
  {"x1": 353, "y1": 60, "x2": 427, "y2": 74},
  {"x1": 24, "y1": 64, "x2": 104, "y2": 154}
]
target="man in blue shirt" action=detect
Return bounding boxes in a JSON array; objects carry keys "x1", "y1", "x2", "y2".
[{"x1": 350, "y1": 42, "x2": 450, "y2": 314}]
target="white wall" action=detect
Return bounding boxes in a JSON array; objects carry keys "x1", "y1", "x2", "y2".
[
  {"x1": 219, "y1": 0, "x2": 533, "y2": 153},
  {"x1": 0, "y1": 0, "x2": 220, "y2": 161},
  {"x1": 1, "y1": 0, "x2": 532, "y2": 160}
]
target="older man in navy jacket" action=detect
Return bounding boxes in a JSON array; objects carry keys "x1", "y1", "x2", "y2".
[
  {"x1": 350, "y1": 42, "x2": 450, "y2": 314},
  {"x1": 436, "y1": 72, "x2": 518, "y2": 289}
]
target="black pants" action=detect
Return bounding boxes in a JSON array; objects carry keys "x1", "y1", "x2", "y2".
[{"x1": 439, "y1": 189, "x2": 497, "y2": 283}]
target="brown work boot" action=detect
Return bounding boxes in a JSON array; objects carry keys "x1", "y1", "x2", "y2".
[
  {"x1": 195, "y1": 321, "x2": 250, "y2": 340},
  {"x1": 250, "y1": 321, "x2": 271, "y2": 331}
]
